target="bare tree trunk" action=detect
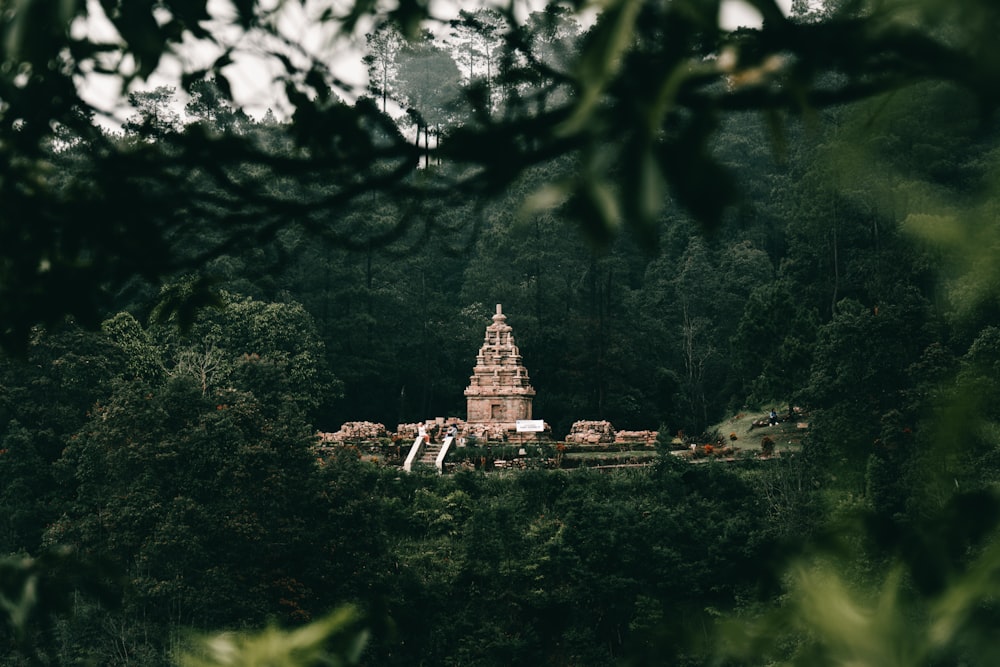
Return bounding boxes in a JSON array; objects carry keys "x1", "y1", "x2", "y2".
[
  {"x1": 424, "y1": 124, "x2": 430, "y2": 168},
  {"x1": 830, "y1": 200, "x2": 839, "y2": 316},
  {"x1": 175, "y1": 345, "x2": 222, "y2": 395},
  {"x1": 681, "y1": 303, "x2": 712, "y2": 429}
]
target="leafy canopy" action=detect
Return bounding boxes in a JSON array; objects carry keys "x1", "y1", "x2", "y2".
[{"x1": 3, "y1": 0, "x2": 1000, "y2": 349}]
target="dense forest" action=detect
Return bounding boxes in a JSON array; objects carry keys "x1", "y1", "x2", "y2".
[{"x1": 4, "y1": 0, "x2": 1000, "y2": 664}]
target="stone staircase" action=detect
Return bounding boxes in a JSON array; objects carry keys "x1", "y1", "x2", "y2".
[
  {"x1": 418, "y1": 442, "x2": 444, "y2": 466},
  {"x1": 403, "y1": 435, "x2": 455, "y2": 473}
]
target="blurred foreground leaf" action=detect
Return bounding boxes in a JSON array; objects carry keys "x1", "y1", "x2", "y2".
[
  {"x1": 178, "y1": 605, "x2": 368, "y2": 667},
  {"x1": 717, "y1": 494, "x2": 1000, "y2": 666}
]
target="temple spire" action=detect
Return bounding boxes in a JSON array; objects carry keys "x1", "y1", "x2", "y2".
[{"x1": 465, "y1": 305, "x2": 535, "y2": 435}]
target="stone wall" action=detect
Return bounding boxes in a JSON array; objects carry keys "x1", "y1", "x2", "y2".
[{"x1": 614, "y1": 430, "x2": 659, "y2": 446}]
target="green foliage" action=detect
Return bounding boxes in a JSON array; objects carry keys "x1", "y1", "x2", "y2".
[
  {"x1": 152, "y1": 290, "x2": 339, "y2": 418},
  {"x1": 731, "y1": 279, "x2": 818, "y2": 407},
  {"x1": 6, "y1": 1, "x2": 1000, "y2": 665},
  {"x1": 49, "y1": 372, "x2": 327, "y2": 629},
  {"x1": 0, "y1": 323, "x2": 127, "y2": 553},
  {"x1": 178, "y1": 605, "x2": 368, "y2": 667},
  {"x1": 0, "y1": 549, "x2": 121, "y2": 665},
  {"x1": 717, "y1": 491, "x2": 1000, "y2": 666}
]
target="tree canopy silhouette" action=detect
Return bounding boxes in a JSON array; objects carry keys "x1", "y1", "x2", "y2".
[{"x1": 2, "y1": 0, "x2": 999, "y2": 350}]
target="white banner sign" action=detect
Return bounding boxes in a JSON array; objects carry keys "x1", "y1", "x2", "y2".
[{"x1": 516, "y1": 419, "x2": 545, "y2": 432}]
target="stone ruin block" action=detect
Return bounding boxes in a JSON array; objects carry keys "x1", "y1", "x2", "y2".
[
  {"x1": 463, "y1": 422, "x2": 511, "y2": 443},
  {"x1": 614, "y1": 430, "x2": 658, "y2": 446},
  {"x1": 564, "y1": 420, "x2": 616, "y2": 445},
  {"x1": 319, "y1": 421, "x2": 387, "y2": 444},
  {"x1": 397, "y1": 418, "x2": 465, "y2": 441}
]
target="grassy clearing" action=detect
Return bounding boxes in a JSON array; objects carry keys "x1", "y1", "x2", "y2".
[{"x1": 709, "y1": 407, "x2": 807, "y2": 454}]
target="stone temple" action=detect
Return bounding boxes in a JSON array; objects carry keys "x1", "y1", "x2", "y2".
[{"x1": 464, "y1": 304, "x2": 538, "y2": 440}]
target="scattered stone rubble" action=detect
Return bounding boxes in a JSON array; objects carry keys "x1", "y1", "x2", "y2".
[
  {"x1": 318, "y1": 421, "x2": 387, "y2": 444},
  {"x1": 321, "y1": 420, "x2": 656, "y2": 447},
  {"x1": 561, "y1": 422, "x2": 657, "y2": 446}
]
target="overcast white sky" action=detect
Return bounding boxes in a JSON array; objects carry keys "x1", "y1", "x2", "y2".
[
  {"x1": 722, "y1": 0, "x2": 794, "y2": 29},
  {"x1": 79, "y1": 0, "x2": 793, "y2": 127}
]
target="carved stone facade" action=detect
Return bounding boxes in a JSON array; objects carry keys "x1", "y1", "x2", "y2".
[{"x1": 464, "y1": 304, "x2": 536, "y2": 437}]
